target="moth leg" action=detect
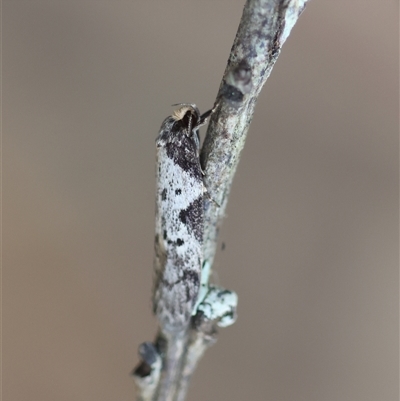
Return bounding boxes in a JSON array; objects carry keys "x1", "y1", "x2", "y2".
[
  {"x1": 203, "y1": 184, "x2": 220, "y2": 207},
  {"x1": 198, "y1": 109, "x2": 212, "y2": 125}
]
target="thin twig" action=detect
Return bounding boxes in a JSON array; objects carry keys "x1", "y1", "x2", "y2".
[
  {"x1": 134, "y1": 1, "x2": 308, "y2": 400},
  {"x1": 201, "y1": 0, "x2": 308, "y2": 267},
  {"x1": 176, "y1": 1, "x2": 308, "y2": 397},
  {"x1": 156, "y1": 332, "x2": 186, "y2": 401}
]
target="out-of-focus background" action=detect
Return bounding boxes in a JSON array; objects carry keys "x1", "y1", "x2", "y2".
[{"x1": 3, "y1": 1, "x2": 398, "y2": 400}]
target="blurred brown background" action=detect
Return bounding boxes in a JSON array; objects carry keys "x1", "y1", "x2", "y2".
[{"x1": 3, "y1": 1, "x2": 398, "y2": 400}]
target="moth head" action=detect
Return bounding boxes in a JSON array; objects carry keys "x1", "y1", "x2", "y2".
[
  {"x1": 171, "y1": 104, "x2": 201, "y2": 136},
  {"x1": 172, "y1": 104, "x2": 199, "y2": 121}
]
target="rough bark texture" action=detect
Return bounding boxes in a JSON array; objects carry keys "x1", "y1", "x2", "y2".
[
  {"x1": 134, "y1": 1, "x2": 309, "y2": 400},
  {"x1": 201, "y1": 0, "x2": 308, "y2": 269}
]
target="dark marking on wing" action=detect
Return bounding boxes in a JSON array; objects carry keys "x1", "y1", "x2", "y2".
[
  {"x1": 179, "y1": 197, "x2": 203, "y2": 243},
  {"x1": 165, "y1": 134, "x2": 202, "y2": 180},
  {"x1": 182, "y1": 270, "x2": 200, "y2": 302}
]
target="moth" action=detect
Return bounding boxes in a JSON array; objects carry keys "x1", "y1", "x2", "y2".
[{"x1": 153, "y1": 104, "x2": 211, "y2": 334}]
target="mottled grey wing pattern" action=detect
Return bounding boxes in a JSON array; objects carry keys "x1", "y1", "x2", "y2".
[{"x1": 153, "y1": 105, "x2": 206, "y2": 334}]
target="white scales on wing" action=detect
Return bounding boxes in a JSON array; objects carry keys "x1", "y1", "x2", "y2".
[{"x1": 153, "y1": 104, "x2": 212, "y2": 335}]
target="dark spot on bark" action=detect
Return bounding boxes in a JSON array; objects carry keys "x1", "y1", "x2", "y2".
[
  {"x1": 250, "y1": 48, "x2": 258, "y2": 59},
  {"x1": 161, "y1": 188, "x2": 167, "y2": 201},
  {"x1": 138, "y1": 342, "x2": 158, "y2": 366},
  {"x1": 133, "y1": 361, "x2": 151, "y2": 378},
  {"x1": 163, "y1": 230, "x2": 167, "y2": 240},
  {"x1": 220, "y1": 83, "x2": 243, "y2": 102},
  {"x1": 260, "y1": 67, "x2": 267, "y2": 79},
  {"x1": 271, "y1": 15, "x2": 285, "y2": 58},
  {"x1": 191, "y1": 310, "x2": 206, "y2": 329},
  {"x1": 176, "y1": 238, "x2": 184, "y2": 246},
  {"x1": 175, "y1": 188, "x2": 182, "y2": 195}
]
